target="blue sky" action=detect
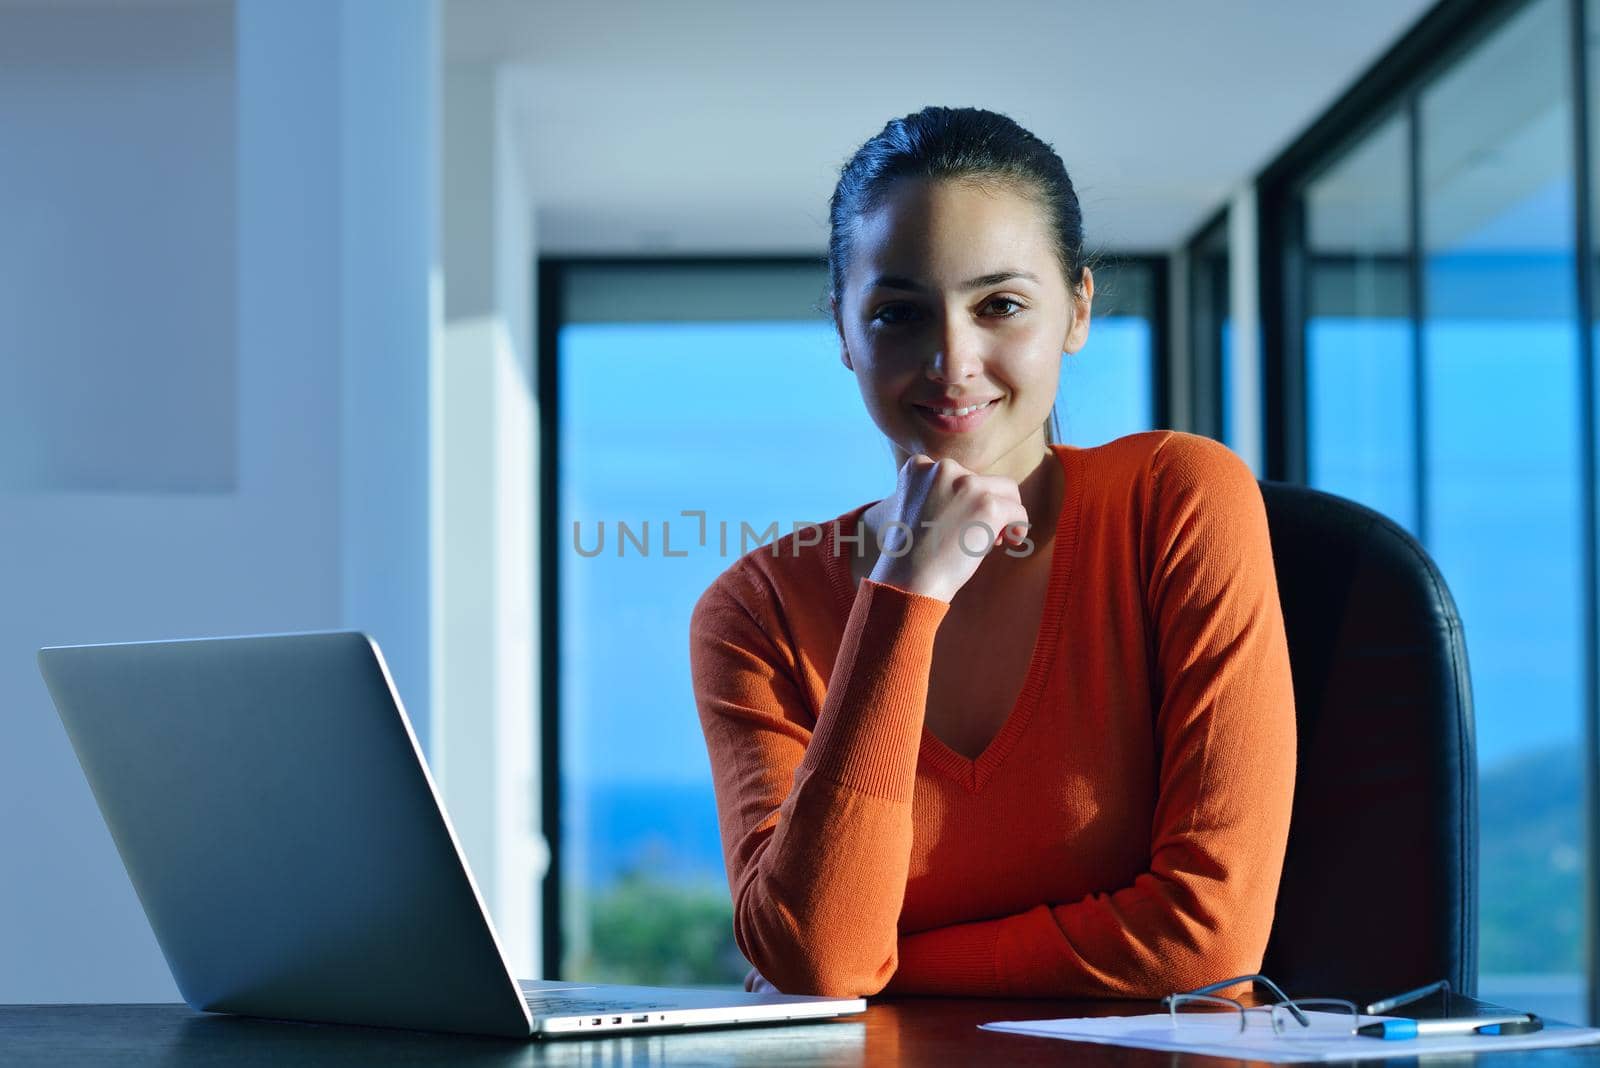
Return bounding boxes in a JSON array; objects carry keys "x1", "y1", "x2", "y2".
[{"x1": 559, "y1": 317, "x2": 1151, "y2": 790}]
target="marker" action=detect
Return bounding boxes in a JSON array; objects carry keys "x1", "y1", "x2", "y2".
[{"x1": 1357, "y1": 1014, "x2": 1543, "y2": 1040}]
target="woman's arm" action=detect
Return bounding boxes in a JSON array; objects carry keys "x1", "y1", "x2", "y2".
[
  {"x1": 880, "y1": 434, "x2": 1297, "y2": 998},
  {"x1": 690, "y1": 567, "x2": 950, "y2": 997}
]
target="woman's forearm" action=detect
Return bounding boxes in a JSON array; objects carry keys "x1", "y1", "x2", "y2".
[{"x1": 693, "y1": 574, "x2": 949, "y2": 997}]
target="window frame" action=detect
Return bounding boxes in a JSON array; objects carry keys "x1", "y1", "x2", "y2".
[{"x1": 1183, "y1": 207, "x2": 1232, "y2": 442}]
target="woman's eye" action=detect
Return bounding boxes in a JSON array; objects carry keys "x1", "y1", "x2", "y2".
[
  {"x1": 987, "y1": 297, "x2": 1025, "y2": 316},
  {"x1": 872, "y1": 304, "x2": 914, "y2": 325}
]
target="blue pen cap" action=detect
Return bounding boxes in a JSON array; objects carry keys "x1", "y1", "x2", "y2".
[{"x1": 1479, "y1": 1017, "x2": 1544, "y2": 1036}]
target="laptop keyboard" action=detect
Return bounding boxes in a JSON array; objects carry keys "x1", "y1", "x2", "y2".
[{"x1": 523, "y1": 995, "x2": 677, "y2": 1017}]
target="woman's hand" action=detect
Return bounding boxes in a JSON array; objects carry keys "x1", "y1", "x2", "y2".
[
  {"x1": 867, "y1": 453, "x2": 1030, "y2": 603},
  {"x1": 744, "y1": 965, "x2": 779, "y2": 994}
]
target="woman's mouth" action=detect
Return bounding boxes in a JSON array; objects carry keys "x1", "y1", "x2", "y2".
[{"x1": 912, "y1": 396, "x2": 1000, "y2": 433}]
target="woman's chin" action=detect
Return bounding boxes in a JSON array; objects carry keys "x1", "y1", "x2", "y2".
[{"x1": 916, "y1": 440, "x2": 991, "y2": 469}]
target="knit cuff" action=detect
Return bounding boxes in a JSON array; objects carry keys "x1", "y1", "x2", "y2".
[{"x1": 884, "y1": 921, "x2": 1004, "y2": 996}]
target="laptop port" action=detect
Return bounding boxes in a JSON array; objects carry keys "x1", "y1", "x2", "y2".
[
  {"x1": 633, "y1": 1014, "x2": 649, "y2": 1023},
  {"x1": 591, "y1": 1017, "x2": 601, "y2": 1025},
  {"x1": 612, "y1": 1016, "x2": 622, "y2": 1025}
]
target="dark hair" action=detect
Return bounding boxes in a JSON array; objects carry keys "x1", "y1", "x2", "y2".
[{"x1": 825, "y1": 106, "x2": 1093, "y2": 446}]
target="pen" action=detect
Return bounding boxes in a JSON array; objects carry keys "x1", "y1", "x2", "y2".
[
  {"x1": 1357, "y1": 1015, "x2": 1543, "y2": 1040},
  {"x1": 1365, "y1": 980, "x2": 1451, "y2": 1015}
]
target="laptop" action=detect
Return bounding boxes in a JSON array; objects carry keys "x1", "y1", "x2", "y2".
[{"x1": 36, "y1": 630, "x2": 866, "y2": 1039}]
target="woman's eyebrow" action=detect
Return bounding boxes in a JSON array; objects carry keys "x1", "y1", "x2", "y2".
[{"x1": 862, "y1": 269, "x2": 1040, "y2": 297}]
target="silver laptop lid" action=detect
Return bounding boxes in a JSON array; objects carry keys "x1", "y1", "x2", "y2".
[{"x1": 37, "y1": 631, "x2": 533, "y2": 1038}]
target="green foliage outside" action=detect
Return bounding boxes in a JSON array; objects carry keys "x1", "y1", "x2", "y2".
[
  {"x1": 566, "y1": 866, "x2": 747, "y2": 987},
  {"x1": 1479, "y1": 743, "x2": 1582, "y2": 973},
  {"x1": 563, "y1": 741, "x2": 1584, "y2": 985}
]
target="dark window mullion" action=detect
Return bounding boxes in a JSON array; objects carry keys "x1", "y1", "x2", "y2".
[
  {"x1": 1287, "y1": 190, "x2": 1308, "y2": 486},
  {"x1": 1407, "y1": 94, "x2": 1429, "y2": 548},
  {"x1": 1567, "y1": 0, "x2": 1600, "y2": 1029},
  {"x1": 538, "y1": 260, "x2": 565, "y2": 980},
  {"x1": 1148, "y1": 255, "x2": 1173, "y2": 433},
  {"x1": 1412, "y1": 74, "x2": 1475, "y2": 988}
]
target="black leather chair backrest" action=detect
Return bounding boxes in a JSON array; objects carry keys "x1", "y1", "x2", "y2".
[{"x1": 1256, "y1": 479, "x2": 1478, "y2": 1002}]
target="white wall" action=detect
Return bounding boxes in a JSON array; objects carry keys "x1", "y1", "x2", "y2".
[
  {"x1": 0, "y1": 0, "x2": 440, "y2": 1002},
  {"x1": 0, "y1": 6, "x2": 238, "y2": 494},
  {"x1": 335, "y1": 0, "x2": 439, "y2": 721}
]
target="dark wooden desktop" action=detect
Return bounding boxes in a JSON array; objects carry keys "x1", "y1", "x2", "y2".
[{"x1": 2, "y1": 993, "x2": 1593, "y2": 1066}]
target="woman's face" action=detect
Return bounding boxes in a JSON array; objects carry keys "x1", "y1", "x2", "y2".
[{"x1": 833, "y1": 177, "x2": 1092, "y2": 477}]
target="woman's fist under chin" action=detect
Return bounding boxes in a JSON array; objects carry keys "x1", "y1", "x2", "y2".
[{"x1": 867, "y1": 453, "x2": 1031, "y2": 604}]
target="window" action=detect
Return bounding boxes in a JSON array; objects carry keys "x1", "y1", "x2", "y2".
[
  {"x1": 1061, "y1": 257, "x2": 1164, "y2": 445},
  {"x1": 1304, "y1": 112, "x2": 1416, "y2": 531},
  {"x1": 546, "y1": 256, "x2": 1164, "y2": 983},
  {"x1": 1419, "y1": 0, "x2": 1583, "y2": 1018},
  {"x1": 1273, "y1": 0, "x2": 1588, "y2": 1023}
]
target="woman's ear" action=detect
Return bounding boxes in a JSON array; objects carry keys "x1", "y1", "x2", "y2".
[
  {"x1": 1062, "y1": 265, "x2": 1094, "y2": 354},
  {"x1": 832, "y1": 295, "x2": 853, "y2": 370}
]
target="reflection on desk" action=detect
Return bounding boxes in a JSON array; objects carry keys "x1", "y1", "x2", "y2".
[{"x1": 1, "y1": 995, "x2": 1594, "y2": 1067}]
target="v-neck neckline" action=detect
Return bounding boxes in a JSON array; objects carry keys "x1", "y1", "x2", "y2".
[{"x1": 821, "y1": 444, "x2": 1084, "y2": 793}]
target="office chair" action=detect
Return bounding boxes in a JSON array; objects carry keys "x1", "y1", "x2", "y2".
[{"x1": 1256, "y1": 479, "x2": 1478, "y2": 1003}]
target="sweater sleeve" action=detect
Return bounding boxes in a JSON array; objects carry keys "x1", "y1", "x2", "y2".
[
  {"x1": 689, "y1": 567, "x2": 950, "y2": 998},
  {"x1": 881, "y1": 434, "x2": 1297, "y2": 998}
]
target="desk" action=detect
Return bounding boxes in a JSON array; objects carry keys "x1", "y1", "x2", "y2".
[{"x1": 2, "y1": 996, "x2": 1592, "y2": 1066}]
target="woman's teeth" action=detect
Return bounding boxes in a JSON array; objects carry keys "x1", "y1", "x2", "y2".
[{"x1": 934, "y1": 400, "x2": 991, "y2": 416}]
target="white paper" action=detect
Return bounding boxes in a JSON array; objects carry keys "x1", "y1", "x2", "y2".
[{"x1": 979, "y1": 1011, "x2": 1600, "y2": 1063}]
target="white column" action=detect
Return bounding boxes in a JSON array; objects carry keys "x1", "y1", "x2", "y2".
[
  {"x1": 1228, "y1": 186, "x2": 1265, "y2": 475},
  {"x1": 437, "y1": 63, "x2": 544, "y2": 977}
]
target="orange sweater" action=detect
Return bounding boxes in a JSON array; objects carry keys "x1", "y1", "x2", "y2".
[{"x1": 688, "y1": 430, "x2": 1297, "y2": 999}]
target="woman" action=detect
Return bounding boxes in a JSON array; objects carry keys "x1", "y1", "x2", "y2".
[{"x1": 688, "y1": 106, "x2": 1296, "y2": 999}]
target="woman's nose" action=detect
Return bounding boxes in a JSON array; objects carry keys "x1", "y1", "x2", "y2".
[{"x1": 926, "y1": 327, "x2": 982, "y2": 382}]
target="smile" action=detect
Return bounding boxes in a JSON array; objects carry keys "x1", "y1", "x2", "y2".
[{"x1": 912, "y1": 396, "x2": 1000, "y2": 432}]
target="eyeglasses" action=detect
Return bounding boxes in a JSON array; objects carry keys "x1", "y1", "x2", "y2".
[{"x1": 1162, "y1": 975, "x2": 1452, "y2": 1038}]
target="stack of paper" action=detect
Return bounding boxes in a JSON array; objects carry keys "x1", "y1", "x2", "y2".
[{"x1": 980, "y1": 1012, "x2": 1600, "y2": 1063}]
